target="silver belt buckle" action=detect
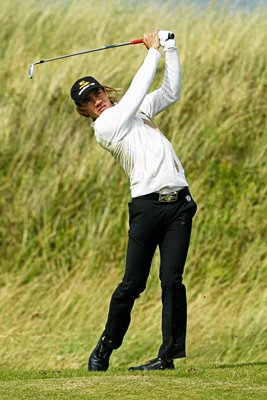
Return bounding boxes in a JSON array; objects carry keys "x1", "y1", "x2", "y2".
[{"x1": 159, "y1": 192, "x2": 178, "y2": 202}]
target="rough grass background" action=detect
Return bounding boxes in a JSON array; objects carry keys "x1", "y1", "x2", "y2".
[{"x1": 0, "y1": 0, "x2": 266, "y2": 369}]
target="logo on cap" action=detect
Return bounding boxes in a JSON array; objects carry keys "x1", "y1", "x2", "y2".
[
  {"x1": 79, "y1": 80, "x2": 90, "y2": 89},
  {"x1": 78, "y1": 83, "x2": 96, "y2": 96}
]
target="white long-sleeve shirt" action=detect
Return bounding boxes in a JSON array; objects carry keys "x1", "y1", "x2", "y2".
[{"x1": 92, "y1": 47, "x2": 188, "y2": 197}]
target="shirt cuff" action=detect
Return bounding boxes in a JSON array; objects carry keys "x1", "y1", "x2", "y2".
[{"x1": 148, "y1": 47, "x2": 161, "y2": 60}]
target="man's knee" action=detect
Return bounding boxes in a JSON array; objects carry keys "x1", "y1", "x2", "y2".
[
  {"x1": 161, "y1": 273, "x2": 184, "y2": 291},
  {"x1": 114, "y1": 279, "x2": 146, "y2": 299}
]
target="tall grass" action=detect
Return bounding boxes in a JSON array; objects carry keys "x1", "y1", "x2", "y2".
[{"x1": 0, "y1": 0, "x2": 266, "y2": 369}]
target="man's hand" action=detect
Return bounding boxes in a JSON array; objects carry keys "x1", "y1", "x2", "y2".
[
  {"x1": 143, "y1": 31, "x2": 160, "y2": 50},
  {"x1": 158, "y1": 30, "x2": 176, "y2": 51}
]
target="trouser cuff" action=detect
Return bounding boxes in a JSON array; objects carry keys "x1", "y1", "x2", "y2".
[{"x1": 158, "y1": 349, "x2": 186, "y2": 360}]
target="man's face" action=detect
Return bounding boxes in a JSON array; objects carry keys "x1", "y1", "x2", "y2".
[{"x1": 79, "y1": 88, "x2": 112, "y2": 119}]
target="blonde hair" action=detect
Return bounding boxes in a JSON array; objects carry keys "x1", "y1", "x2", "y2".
[
  {"x1": 103, "y1": 86, "x2": 121, "y2": 104},
  {"x1": 76, "y1": 86, "x2": 122, "y2": 118}
]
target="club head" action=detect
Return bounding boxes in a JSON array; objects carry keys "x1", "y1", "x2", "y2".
[{"x1": 28, "y1": 63, "x2": 34, "y2": 79}]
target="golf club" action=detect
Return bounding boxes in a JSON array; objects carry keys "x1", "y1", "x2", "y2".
[
  {"x1": 27, "y1": 39, "x2": 144, "y2": 79},
  {"x1": 27, "y1": 33, "x2": 175, "y2": 79}
]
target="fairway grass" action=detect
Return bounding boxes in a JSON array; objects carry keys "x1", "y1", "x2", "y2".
[{"x1": 0, "y1": 363, "x2": 266, "y2": 400}]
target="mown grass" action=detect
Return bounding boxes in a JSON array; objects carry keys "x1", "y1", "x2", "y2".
[
  {"x1": 0, "y1": 0, "x2": 266, "y2": 375},
  {"x1": 0, "y1": 362, "x2": 266, "y2": 400}
]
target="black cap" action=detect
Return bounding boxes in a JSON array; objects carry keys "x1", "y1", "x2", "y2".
[{"x1": 70, "y1": 76, "x2": 103, "y2": 104}]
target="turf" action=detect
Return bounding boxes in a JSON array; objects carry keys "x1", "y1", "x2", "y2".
[{"x1": 1, "y1": 363, "x2": 266, "y2": 400}]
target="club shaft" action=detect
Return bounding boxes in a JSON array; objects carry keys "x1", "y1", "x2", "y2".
[{"x1": 34, "y1": 39, "x2": 144, "y2": 66}]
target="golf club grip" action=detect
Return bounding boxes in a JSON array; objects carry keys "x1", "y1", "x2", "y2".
[
  {"x1": 130, "y1": 39, "x2": 144, "y2": 44},
  {"x1": 130, "y1": 33, "x2": 175, "y2": 45}
]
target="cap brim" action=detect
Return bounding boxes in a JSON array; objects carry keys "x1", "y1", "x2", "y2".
[{"x1": 75, "y1": 84, "x2": 103, "y2": 104}]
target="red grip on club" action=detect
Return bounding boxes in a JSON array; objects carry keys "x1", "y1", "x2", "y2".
[{"x1": 130, "y1": 39, "x2": 144, "y2": 44}]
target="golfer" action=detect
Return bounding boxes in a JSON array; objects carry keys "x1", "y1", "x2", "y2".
[{"x1": 70, "y1": 30, "x2": 197, "y2": 371}]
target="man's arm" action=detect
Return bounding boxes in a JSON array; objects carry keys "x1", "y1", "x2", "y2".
[
  {"x1": 140, "y1": 37, "x2": 181, "y2": 119},
  {"x1": 94, "y1": 33, "x2": 161, "y2": 143}
]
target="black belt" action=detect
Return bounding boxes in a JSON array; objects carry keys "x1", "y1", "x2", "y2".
[{"x1": 133, "y1": 186, "x2": 190, "y2": 203}]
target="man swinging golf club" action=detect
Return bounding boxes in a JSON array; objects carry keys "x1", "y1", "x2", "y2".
[{"x1": 70, "y1": 30, "x2": 197, "y2": 371}]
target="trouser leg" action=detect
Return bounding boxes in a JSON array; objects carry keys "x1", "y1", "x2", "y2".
[
  {"x1": 104, "y1": 201, "x2": 158, "y2": 349},
  {"x1": 158, "y1": 198, "x2": 197, "y2": 360}
]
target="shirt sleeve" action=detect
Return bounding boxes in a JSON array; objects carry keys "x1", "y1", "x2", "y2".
[
  {"x1": 139, "y1": 48, "x2": 181, "y2": 118},
  {"x1": 94, "y1": 48, "x2": 161, "y2": 144}
]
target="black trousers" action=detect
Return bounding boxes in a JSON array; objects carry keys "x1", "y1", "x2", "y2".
[{"x1": 102, "y1": 187, "x2": 197, "y2": 360}]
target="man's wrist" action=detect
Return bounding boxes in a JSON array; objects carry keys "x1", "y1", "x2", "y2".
[
  {"x1": 148, "y1": 47, "x2": 161, "y2": 56},
  {"x1": 164, "y1": 46, "x2": 177, "y2": 52}
]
